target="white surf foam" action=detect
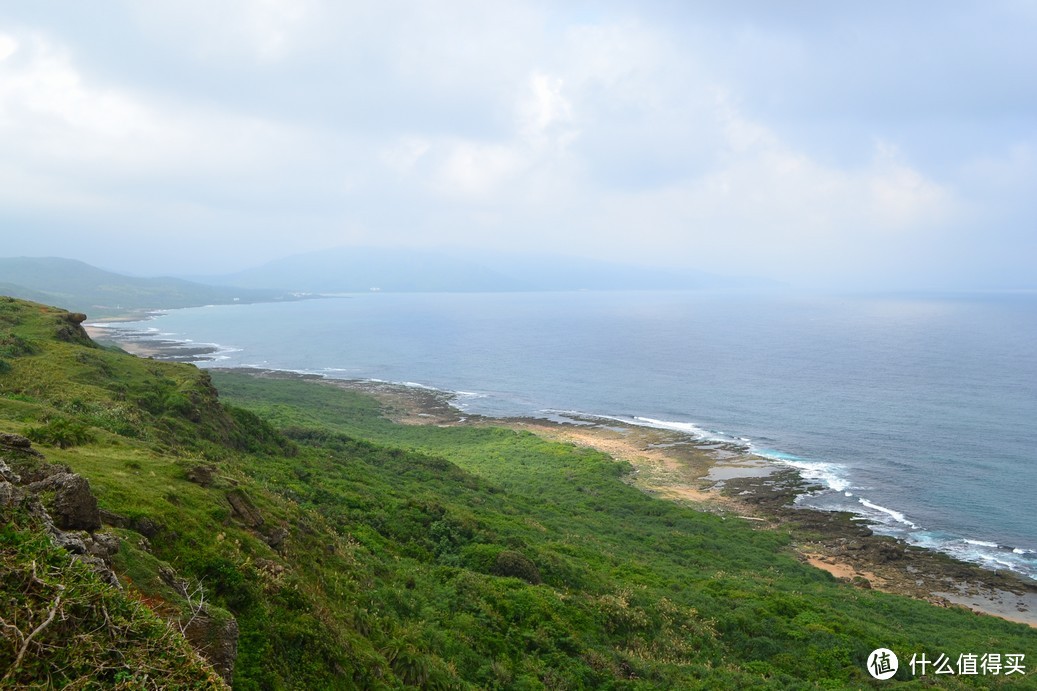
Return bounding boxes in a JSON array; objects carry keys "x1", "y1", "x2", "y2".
[
  {"x1": 401, "y1": 381, "x2": 437, "y2": 390},
  {"x1": 857, "y1": 498, "x2": 920, "y2": 529},
  {"x1": 770, "y1": 456, "x2": 851, "y2": 493},
  {"x1": 937, "y1": 538, "x2": 1037, "y2": 579},
  {"x1": 630, "y1": 416, "x2": 718, "y2": 439},
  {"x1": 964, "y1": 539, "x2": 999, "y2": 548}
]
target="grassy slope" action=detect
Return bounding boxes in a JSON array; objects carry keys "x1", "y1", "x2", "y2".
[
  {"x1": 1, "y1": 295, "x2": 1034, "y2": 689},
  {"x1": 208, "y1": 376, "x2": 1037, "y2": 689}
]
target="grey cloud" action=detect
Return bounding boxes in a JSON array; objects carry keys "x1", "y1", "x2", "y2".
[{"x1": 0, "y1": 1, "x2": 1033, "y2": 290}]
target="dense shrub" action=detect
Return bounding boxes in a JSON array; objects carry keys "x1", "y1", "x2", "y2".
[
  {"x1": 0, "y1": 331, "x2": 37, "y2": 357},
  {"x1": 225, "y1": 405, "x2": 298, "y2": 456},
  {"x1": 493, "y1": 550, "x2": 542, "y2": 584},
  {"x1": 26, "y1": 418, "x2": 95, "y2": 449}
]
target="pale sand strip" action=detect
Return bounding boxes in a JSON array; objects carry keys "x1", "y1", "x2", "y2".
[{"x1": 84, "y1": 324, "x2": 165, "y2": 357}]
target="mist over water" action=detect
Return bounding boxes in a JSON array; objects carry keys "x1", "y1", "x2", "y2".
[{"x1": 103, "y1": 291, "x2": 1037, "y2": 579}]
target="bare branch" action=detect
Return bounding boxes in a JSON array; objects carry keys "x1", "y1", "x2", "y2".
[
  {"x1": 177, "y1": 579, "x2": 208, "y2": 634},
  {"x1": 1, "y1": 588, "x2": 64, "y2": 684},
  {"x1": 0, "y1": 616, "x2": 24, "y2": 643}
]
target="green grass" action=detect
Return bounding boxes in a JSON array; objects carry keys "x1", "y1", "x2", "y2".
[{"x1": 1, "y1": 296, "x2": 1035, "y2": 688}]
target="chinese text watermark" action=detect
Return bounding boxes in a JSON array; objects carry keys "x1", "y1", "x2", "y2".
[{"x1": 868, "y1": 649, "x2": 1025, "y2": 679}]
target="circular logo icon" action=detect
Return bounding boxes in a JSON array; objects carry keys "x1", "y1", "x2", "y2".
[{"x1": 867, "y1": 648, "x2": 899, "y2": 680}]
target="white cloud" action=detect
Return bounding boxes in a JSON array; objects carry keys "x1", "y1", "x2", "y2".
[
  {"x1": 0, "y1": 34, "x2": 161, "y2": 157},
  {"x1": 381, "y1": 136, "x2": 431, "y2": 175},
  {"x1": 382, "y1": 70, "x2": 580, "y2": 201},
  {"x1": 553, "y1": 94, "x2": 956, "y2": 282},
  {"x1": 0, "y1": 34, "x2": 17, "y2": 61},
  {"x1": 867, "y1": 142, "x2": 951, "y2": 230},
  {"x1": 379, "y1": 19, "x2": 955, "y2": 276},
  {"x1": 521, "y1": 73, "x2": 574, "y2": 141},
  {"x1": 0, "y1": 30, "x2": 315, "y2": 209},
  {"x1": 128, "y1": 0, "x2": 319, "y2": 63}
]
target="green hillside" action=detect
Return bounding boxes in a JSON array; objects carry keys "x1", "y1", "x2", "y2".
[
  {"x1": 0, "y1": 257, "x2": 292, "y2": 316},
  {"x1": 1, "y1": 295, "x2": 1034, "y2": 688}
]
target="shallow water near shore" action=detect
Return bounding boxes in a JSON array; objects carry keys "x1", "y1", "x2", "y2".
[{"x1": 92, "y1": 290, "x2": 1037, "y2": 580}]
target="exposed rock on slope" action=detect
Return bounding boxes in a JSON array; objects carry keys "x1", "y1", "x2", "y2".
[
  {"x1": 0, "y1": 436, "x2": 113, "y2": 584},
  {"x1": 0, "y1": 433, "x2": 236, "y2": 685}
]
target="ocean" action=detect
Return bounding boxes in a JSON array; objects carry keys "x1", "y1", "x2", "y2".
[{"x1": 94, "y1": 291, "x2": 1037, "y2": 580}]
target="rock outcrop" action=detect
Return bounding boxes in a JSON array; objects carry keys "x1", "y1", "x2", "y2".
[
  {"x1": 27, "y1": 472, "x2": 101, "y2": 531},
  {"x1": 183, "y1": 611, "x2": 240, "y2": 685},
  {"x1": 1, "y1": 432, "x2": 44, "y2": 456},
  {"x1": 159, "y1": 565, "x2": 239, "y2": 685},
  {"x1": 54, "y1": 311, "x2": 94, "y2": 344},
  {"x1": 0, "y1": 457, "x2": 22, "y2": 501},
  {"x1": 226, "y1": 488, "x2": 264, "y2": 528},
  {"x1": 1, "y1": 437, "x2": 115, "y2": 586},
  {"x1": 186, "y1": 464, "x2": 217, "y2": 487},
  {"x1": 263, "y1": 523, "x2": 290, "y2": 551}
]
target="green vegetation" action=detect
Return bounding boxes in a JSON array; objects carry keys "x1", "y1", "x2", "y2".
[{"x1": 1, "y1": 295, "x2": 1035, "y2": 688}]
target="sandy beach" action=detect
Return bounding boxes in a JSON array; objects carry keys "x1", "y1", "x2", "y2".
[
  {"x1": 84, "y1": 324, "x2": 160, "y2": 357},
  {"x1": 84, "y1": 323, "x2": 221, "y2": 361}
]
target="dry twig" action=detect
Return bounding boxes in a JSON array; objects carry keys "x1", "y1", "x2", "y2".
[{"x1": 1, "y1": 587, "x2": 65, "y2": 684}]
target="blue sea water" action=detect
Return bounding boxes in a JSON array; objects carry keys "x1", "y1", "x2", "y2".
[{"x1": 97, "y1": 291, "x2": 1037, "y2": 580}]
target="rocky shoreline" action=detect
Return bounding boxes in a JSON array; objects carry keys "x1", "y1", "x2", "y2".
[{"x1": 83, "y1": 322, "x2": 1037, "y2": 631}]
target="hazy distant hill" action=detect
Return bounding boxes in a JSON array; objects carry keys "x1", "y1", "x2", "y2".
[
  {"x1": 0, "y1": 251, "x2": 778, "y2": 319},
  {"x1": 205, "y1": 247, "x2": 532, "y2": 293},
  {"x1": 460, "y1": 251, "x2": 776, "y2": 291},
  {"x1": 0, "y1": 257, "x2": 290, "y2": 316},
  {"x1": 201, "y1": 247, "x2": 777, "y2": 293}
]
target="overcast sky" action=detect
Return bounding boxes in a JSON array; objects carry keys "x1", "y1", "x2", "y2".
[{"x1": 1, "y1": 1, "x2": 1035, "y2": 289}]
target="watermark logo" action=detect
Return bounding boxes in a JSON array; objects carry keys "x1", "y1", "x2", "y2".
[
  {"x1": 866, "y1": 649, "x2": 1026, "y2": 679},
  {"x1": 910, "y1": 652, "x2": 1026, "y2": 676},
  {"x1": 868, "y1": 648, "x2": 899, "y2": 680}
]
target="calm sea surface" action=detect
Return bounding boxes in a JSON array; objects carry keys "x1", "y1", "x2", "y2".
[{"x1": 99, "y1": 291, "x2": 1037, "y2": 579}]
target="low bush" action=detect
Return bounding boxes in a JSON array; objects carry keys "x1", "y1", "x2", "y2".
[{"x1": 25, "y1": 417, "x2": 95, "y2": 449}]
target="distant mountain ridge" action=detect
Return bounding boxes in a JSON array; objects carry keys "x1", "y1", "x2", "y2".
[
  {"x1": 0, "y1": 251, "x2": 779, "y2": 318},
  {"x1": 203, "y1": 248, "x2": 532, "y2": 293},
  {"x1": 198, "y1": 247, "x2": 779, "y2": 293},
  {"x1": 0, "y1": 257, "x2": 292, "y2": 316}
]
